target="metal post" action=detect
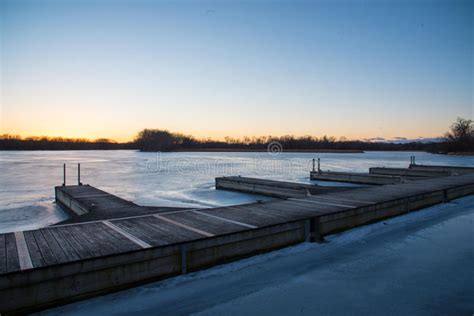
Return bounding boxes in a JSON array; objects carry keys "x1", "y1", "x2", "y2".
[
  {"x1": 318, "y1": 158, "x2": 321, "y2": 173},
  {"x1": 312, "y1": 158, "x2": 315, "y2": 172},
  {"x1": 63, "y1": 163, "x2": 66, "y2": 186},
  {"x1": 413, "y1": 156, "x2": 416, "y2": 165},
  {"x1": 78, "y1": 163, "x2": 82, "y2": 185}
]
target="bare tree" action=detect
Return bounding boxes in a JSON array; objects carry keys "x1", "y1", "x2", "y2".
[{"x1": 445, "y1": 117, "x2": 473, "y2": 152}]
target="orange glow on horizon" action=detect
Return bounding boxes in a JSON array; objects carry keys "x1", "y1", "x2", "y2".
[{"x1": 0, "y1": 127, "x2": 446, "y2": 143}]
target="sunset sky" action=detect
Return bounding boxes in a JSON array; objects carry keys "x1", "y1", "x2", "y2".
[{"x1": 1, "y1": 0, "x2": 472, "y2": 142}]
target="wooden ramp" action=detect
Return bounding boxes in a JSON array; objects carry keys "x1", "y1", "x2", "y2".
[
  {"x1": 1, "y1": 173, "x2": 473, "y2": 314},
  {"x1": 216, "y1": 176, "x2": 355, "y2": 198}
]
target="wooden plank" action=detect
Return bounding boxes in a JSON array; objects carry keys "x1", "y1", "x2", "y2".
[
  {"x1": 23, "y1": 231, "x2": 45, "y2": 268},
  {"x1": 163, "y1": 211, "x2": 249, "y2": 235},
  {"x1": 46, "y1": 228, "x2": 82, "y2": 262},
  {"x1": 154, "y1": 215, "x2": 215, "y2": 237},
  {"x1": 102, "y1": 221, "x2": 152, "y2": 249},
  {"x1": 5, "y1": 233, "x2": 20, "y2": 273},
  {"x1": 307, "y1": 195, "x2": 375, "y2": 204},
  {"x1": 144, "y1": 217, "x2": 207, "y2": 242},
  {"x1": 67, "y1": 223, "x2": 119, "y2": 257},
  {"x1": 290, "y1": 198, "x2": 356, "y2": 208},
  {"x1": 14, "y1": 232, "x2": 33, "y2": 270},
  {"x1": 54, "y1": 226, "x2": 97, "y2": 259},
  {"x1": 40, "y1": 228, "x2": 77, "y2": 263},
  {"x1": 253, "y1": 201, "x2": 325, "y2": 219},
  {"x1": 198, "y1": 205, "x2": 282, "y2": 227},
  {"x1": 237, "y1": 202, "x2": 319, "y2": 221},
  {"x1": 113, "y1": 218, "x2": 176, "y2": 246},
  {"x1": 114, "y1": 216, "x2": 205, "y2": 246},
  {"x1": 32, "y1": 230, "x2": 59, "y2": 266},
  {"x1": 272, "y1": 200, "x2": 335, "y2": 216},
  {"x1": 192, "y1": 210, "x2": 258, "y2": 229},
  {"x1": 112, "y1": 218, "x2": 167, "y2": 247}
]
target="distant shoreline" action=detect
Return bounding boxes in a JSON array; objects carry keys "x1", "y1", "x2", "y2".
[
  {"x1": 168, "y1": 148, "x2": 365, "y2": 153},
  {"x1": 444, "y1": 151, "x2": 474, "y2": 156},
  {"x1": 0, "y1": 148, "x2": 364, "y2": 153},
  {"x1": 2, "y1": 148, "x2": 472, "y2": 155}
]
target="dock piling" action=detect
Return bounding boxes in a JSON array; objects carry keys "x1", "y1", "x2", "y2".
[
  {"x1": 181, "y1": 244, "x2": 187, "y2": 274},
  {"x1": 312, "y1": 158, "x2": 315, "y2": 172},
  {"x1": 308, "y1": 217, "x2": 323, "y2": 243},
  {"x1": 318, "y1": 158, "x2": 321, "y2": 173},
  {"x1": 63, "y1": 163, "x2": 66, "y2": 186},
  {"x1": 78, "y1": 163, "x2": 82, "y2": 186}
]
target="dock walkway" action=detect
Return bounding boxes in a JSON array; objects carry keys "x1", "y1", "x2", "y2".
[
  {"x1": 215, "y1": 176, "x2": 355, "y2": 198},
  {"x1": 310, "y1": 166, "x2": 450, "y2": 185},
  {"x1": 54, "y1": 185, "x2": 189, "y2": 224},
  {"x1": 1, "y1": 173, "x2": 473, "y2": 314}
]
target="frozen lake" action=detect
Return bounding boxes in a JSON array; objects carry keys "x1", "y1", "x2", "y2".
[{"x1": 0, "y1": 150, "x2": 473, "y2": 233}]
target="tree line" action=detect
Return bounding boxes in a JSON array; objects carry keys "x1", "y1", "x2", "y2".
[
  {"x1": 1, "y1": 117, "x2": 472, "y2": 153},
  {"x1": 0, "y1": 135, "x2": 134, "y2": 150}
]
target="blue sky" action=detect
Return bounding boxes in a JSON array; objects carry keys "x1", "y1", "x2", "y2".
[{"x1": 1, "y1": 0, "x2": 472, "y2": 141}]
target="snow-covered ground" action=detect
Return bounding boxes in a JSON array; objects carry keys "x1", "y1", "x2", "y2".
[
  {"x1": 1, "y1": 150, "x2": 473, "y2": 233},
  {"x1": 39, "y1": 195, "x2": 474, "y2": 316}
]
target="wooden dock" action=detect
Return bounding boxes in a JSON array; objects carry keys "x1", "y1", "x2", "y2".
[
  {"x1": 216, "y1": 176, "x2": 355, "y2": 198},
  {"x1": 309, "y1": 170, "x2": 410, "y2": 185},
  {"x1": 1, "y1": 173, "x2": 473, "y2": 314},
  {"x1": 54, "y1": 185, "x2": 189, "y2": 224},
  {"x1": 309, "y1": 164, "x2": 451, "y2": 185},
  {"x1": 409, "y1": 164, "x2": 474, "y2": 174},
  {"x1": 369, "y1": 167, "x2": 451, "y2": 178}
]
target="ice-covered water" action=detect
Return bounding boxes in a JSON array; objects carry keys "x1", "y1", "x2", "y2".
[{"x1": 0, "y1": 150, "x2": 473, "y2": 233}]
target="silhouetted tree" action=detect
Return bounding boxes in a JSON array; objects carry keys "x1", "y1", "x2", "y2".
[{"x1": 444, "y1": 117, "x2": 473, "y2": 152}]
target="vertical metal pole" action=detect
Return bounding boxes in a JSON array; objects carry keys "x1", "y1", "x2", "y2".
[
  {"x1": 318, "y1": 158, "x2": 321, "y2": 173},
  {"x1": 63, "y1": 163, "x2": 66, "y2": 186},
  {"x1": 78, "y1": 163, "x2": 82, "y2": 185},
  {"x1": 312, "y1": 158, "x2": 315, "y2": 172},
  {"x1": 413, "y1": 156, "x2": 415, "y2": 165}
]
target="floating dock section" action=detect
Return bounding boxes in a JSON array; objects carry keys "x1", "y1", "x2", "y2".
[
  {"x1": 216, "y1": 176, "x2": 354, "y2": 198},
  {"x1": 310, "y1": 165, "x2": 452, "y2": 185},
  {"x1": 54, "y1": 185, "x2": 188, "y2": 224},
  {"x1": 309, "y1": 170, "x2": 408, "y2": 185},
  {"x1": 369, "y1": 167, "x2": 450, "y2": 178},
  {"x1": 1, "y1": 173, "x2": 473, "y2": 314},
  {"x1": 409, "y1": 164, "x2": 474, "y2": 174}
]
